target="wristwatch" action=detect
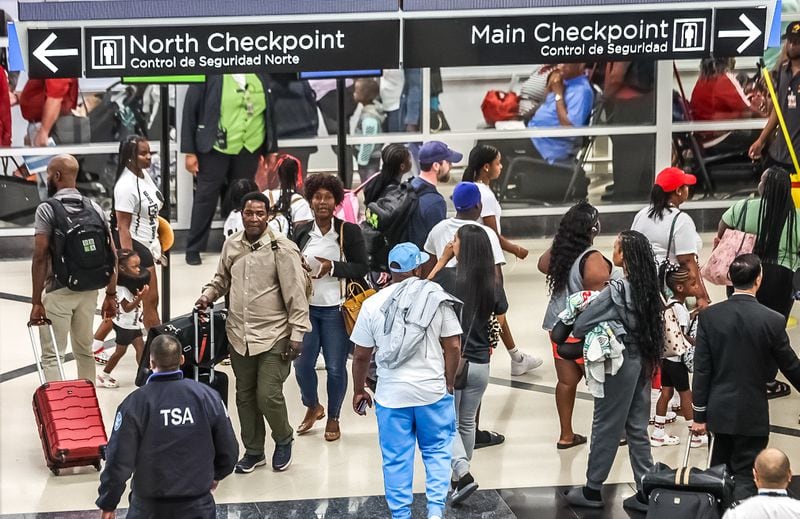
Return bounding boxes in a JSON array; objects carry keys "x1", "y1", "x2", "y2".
[{"x1": 554, "y1": 93, "x2": 563, "y2": 102}]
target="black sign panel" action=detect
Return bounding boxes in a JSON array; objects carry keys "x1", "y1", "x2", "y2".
[
  {"x1": 28, "y1": 28, "x2": 82, "y2": 78},
  {"x1": 84, "y1": 20, "x2": 399, "y2": 77},
  {"x1": 713, "y1": 8, "x2": 767, "y2": 57},
  {"x1": 404, "y1": 10, "x2": 713, "y2": 67}
]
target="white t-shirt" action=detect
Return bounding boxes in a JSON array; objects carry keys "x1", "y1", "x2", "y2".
[
  {"x1": 265, "y1": 189, "x2": 313, "y2": 224},
  {"x1": 380, "y1": 69, "x2": 405, "y2": 112},
  {"x1": 114, "y1": 168, "x2": 163, "y2": 257},
  {"x1": 223, "y1": 210, "x2": 243, "y2": 237},
  {"x1": 424, "y1": 218, "x2": 505, "y2": 268},
  {"x1": 476, "y1": 182, "x2": 503, "y2": 234},
  {"x1": 631, "y1": 207, "x2": 702, "y2": 263},
  {"x1": 113, "y1": 286, "x2": 142, "y2": 330},
  {"x1": 349, "y1": 283, "x2": 462, "y2": 408},
  {"x1": 302, "y1": 222, "x2": 341, "y2": 307},
  {"x1": 722, "y1": 493, "x2": 800, "y2": 519}
]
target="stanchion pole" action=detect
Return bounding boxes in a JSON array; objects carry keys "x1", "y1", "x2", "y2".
[{"x1": 159, "y1": 84, "x2": 171, "y2": 322}]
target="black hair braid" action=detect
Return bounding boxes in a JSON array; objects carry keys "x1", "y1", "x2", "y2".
[
  {"x1": 547, "y1": 201, "x2": 598, "y2": 295},
  {"x1": 275, "y1": 156, "x2": 300, "y2": 236},
  {"x1": 755, "y1": 167, "x2": 795, "y2": 265},
  {"x1": 364, "y1": 144, "x2": 409, "y2": 206},
  {"x1": 619, "y1": 230, "x2": 664, "y2": 377}
]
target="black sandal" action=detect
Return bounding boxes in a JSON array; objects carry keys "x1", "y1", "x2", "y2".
[
  {"x1": 557, "y1": 433, "x2": 587, "y2": 450},
  {"x1": 474, "y1": 431, "x2": 505, "y2": 449},
  {"x1": 766, "y1": 381, "x2": 791, "y2": 400}
]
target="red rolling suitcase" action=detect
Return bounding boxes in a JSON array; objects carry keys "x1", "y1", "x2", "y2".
[{"x1": 28, "y1": 320, "x2": 107, "y2": 475}]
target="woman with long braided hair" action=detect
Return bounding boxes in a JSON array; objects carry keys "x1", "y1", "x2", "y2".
[
  {"x1": 539, "y1": 201, "x2": 611, "y2": 449},
  {"x1": 564, "y1": 230, "x2": 663, "y2": 513},
  {"x1": 716, "y1": 166, "x2": 800, "y2": 398}
]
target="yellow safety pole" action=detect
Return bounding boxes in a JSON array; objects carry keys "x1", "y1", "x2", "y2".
[{"x1": 761, "y1": 61, "x2": 800, "y2": 207}]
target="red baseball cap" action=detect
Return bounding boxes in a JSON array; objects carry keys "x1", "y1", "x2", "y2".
[{"x1": 654, "y1": 167, "x2": 696, "y2": 192}]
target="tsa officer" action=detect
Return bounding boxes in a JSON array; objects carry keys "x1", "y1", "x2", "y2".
[{"x1": 96, "y1": 335, "x2": 238, "y2": 519}]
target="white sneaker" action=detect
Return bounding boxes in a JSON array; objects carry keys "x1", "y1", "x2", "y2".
[
  {"x1": 650, "y1": 431, "x2": 680, "y2": 447},
  {"x1": 94, "y1": 350, "x2": 111, "y2": 365},
  {"x1": 96, "y1": 372, "x2": 118, "y2": 389},
  {"x1": 691, "y1": 433, "x2": 709, "y2": 448},
  {"x1": 510, "y1": 352, "x2": 543, "y2": 376}
]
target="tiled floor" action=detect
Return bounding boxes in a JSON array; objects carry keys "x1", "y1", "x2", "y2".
[{"x1": 1, "y1": 234, "x2": 799, "y2": 517}]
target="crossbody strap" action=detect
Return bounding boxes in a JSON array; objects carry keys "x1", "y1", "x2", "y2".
[{"x1": 666, "y1": 209, "x2": 681, "y2": 260}]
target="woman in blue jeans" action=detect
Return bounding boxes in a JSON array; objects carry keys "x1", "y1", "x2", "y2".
[
  {"x1": 431, "y1": 224, "x2": 508, "y2": 506},
  {"x1": 292, "y1": 174, "x2": 368, "y2": 441}
]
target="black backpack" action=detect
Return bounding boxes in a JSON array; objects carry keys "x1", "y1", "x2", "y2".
[
  {"x1": 361, "y1": 180, "x2": 419, "y2": 271},
  {"x1": 46, "y1": 198, "x2": 115, "y2": 291}
]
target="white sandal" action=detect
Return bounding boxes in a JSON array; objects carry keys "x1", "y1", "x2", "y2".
[{"x1": 96, "y1": 372, "x2": 118, "y2": 388}]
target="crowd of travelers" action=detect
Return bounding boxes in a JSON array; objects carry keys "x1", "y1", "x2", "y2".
[{"x1": 24, "y1": 26, "x2": 800, "y2": 519}]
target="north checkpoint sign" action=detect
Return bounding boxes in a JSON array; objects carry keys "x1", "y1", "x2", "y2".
[
  {"x1": 404, "y1": 9, "x2": 765, "y2": 68},
  {"x1": 82, "y1": 20, "x2": 399, "y2": 78}
]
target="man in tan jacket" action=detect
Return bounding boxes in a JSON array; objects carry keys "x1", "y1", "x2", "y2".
[{"x1": 197, "y1": 192, "x2": 310, "y2": 474}]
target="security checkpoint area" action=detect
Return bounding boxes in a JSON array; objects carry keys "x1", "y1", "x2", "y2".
[{"x1": 1, "y1": 0, "x2": 799, "y2": 518}]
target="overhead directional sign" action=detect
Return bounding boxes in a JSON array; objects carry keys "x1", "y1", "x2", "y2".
[
  {"x1": 83, "y1": 20, "x2": 399, "y2": 77},
  {"x1": 713, "y1": 8, "x2": 767, "y2": 57},
  {"x1": 403, "y1": 7, "x2": 767, "y2": 67},
  {"x1": 28, "y1": 28, "x2": 82, "y2": 78}
]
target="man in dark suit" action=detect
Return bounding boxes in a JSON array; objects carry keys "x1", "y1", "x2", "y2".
[{"x1": 691, "y1": 254, "x2": 800, "y2": 501}]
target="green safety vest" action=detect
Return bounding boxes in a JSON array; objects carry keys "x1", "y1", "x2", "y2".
[{"x1": 215, "y1": 74, "x2": 267, "y2": 155}]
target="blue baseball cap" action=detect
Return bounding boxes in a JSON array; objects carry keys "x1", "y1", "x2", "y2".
[
  {"x1": 388, "y1": 243, "x2": 430, "y2": 273},
  {"x1": 419, "y1": 141, "x2": 463, "y2": 165},
  {"x1": 451, "y1": 182, "x2": 481, "y2": 211}
]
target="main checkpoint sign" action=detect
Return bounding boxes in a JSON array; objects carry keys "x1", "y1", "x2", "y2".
[
  {"x1": 83, "y1": 20, "x2": 400, "y2": 78},
  {"x1": 404, "y1": 7, "x2": 767, "y2": 67}
]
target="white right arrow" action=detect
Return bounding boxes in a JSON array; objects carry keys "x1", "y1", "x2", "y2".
[
  {"x1": 718, "y1": 14, "x2": 762, "y2": 54},
  {"x1": 33, "y1": 32, "x2": 78, "y2": 73}
]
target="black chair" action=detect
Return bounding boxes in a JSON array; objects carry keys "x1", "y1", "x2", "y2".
[
  {"x1": 492, "y1": 85, "x2": 604, "y2": 205},
  {"x1": 671, "y1": 100, "x2": 758, "y2": 198}
]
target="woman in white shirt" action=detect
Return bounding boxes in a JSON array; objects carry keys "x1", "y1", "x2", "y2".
[
  {"x1": 113, "y1": 136, "x2": 163, "y2": 328},
  {"x1": 291, "y1": 174, "x2": 368, "y2": 442},
  {"x1": 462, "y1": 144, "x2": 543, "y2": 384},
  {"x1": 631, "y1": 167, "x2": 709, "y2": 309},
  {"x1": 264, "y1": 156, "x2": 312, "y2": 238}
]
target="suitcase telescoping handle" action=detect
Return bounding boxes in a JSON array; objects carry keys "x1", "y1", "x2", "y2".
[
  {"x1": 27, "y1": 319, "x2": 66, "y2": 385},
  {"x1": 682, "y1": 430, "x2": 715, "y2": 470},
  {"x1": 193, "y1": 306, "x2": 215, "y2": 383}
]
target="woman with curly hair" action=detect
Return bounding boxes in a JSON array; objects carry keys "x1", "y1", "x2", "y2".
[
  {"x1": 292, "y1": 174, "x2": 368, "y2": 441},
  {"x1": 538, "y1": 201, "x2": 611, "y2": 449},
  {"x1": 564, "y1": 230, "x2": 663, "y2": 513}
]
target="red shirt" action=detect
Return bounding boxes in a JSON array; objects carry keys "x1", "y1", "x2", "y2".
[
  {"x1": 0, "y1": 69, "x2": 11, "y2": 146},
  {"x1": 18, "y1": 78, "x2": 78, "y2": 123},
  {"x1": 690, "y1": 73, "x2": 750, "y2": 121}
]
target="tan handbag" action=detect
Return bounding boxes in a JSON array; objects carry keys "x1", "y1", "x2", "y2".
[{"x1": 337, "y1": 222, "x2": 375, "y2": 335}]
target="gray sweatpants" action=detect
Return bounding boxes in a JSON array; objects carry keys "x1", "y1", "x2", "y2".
[
  {"x1": 451, "y1": 362, "x2": 490, "y2": 479},
  {"x1": 586, "y1": 348, "x2": 653, "y2": 491}
]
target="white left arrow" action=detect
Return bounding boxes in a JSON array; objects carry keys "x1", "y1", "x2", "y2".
[
  {"x1": 718, "y1": 14, "x2": 762, "y2": 54},
  {"x1": 33, "y1": 32, "x2": 78, "y2": 73}
]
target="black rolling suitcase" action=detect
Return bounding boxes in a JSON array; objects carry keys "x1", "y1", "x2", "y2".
[
  {"x1": 642, "y1": 433, "x2": 733, "y2": 518},
  {"x1": 186, "y1": 307, "x2": 229, "y2": 407}
]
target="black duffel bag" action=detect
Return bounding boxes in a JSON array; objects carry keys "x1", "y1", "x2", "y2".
[
  {"x1": 642, "y1": 433, "x2": 733, "y2": 512},
  {"x1": 136, "y1": 307, "x2": 228, "y2": 386}
]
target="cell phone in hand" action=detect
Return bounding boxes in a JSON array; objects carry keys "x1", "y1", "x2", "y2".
[{"x1": 356, "y1": 399, "x2": 369, "y2": 415}]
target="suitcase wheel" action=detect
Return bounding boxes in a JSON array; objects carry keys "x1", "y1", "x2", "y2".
[
  {"x1": 93, "y1": 461, "x2": 102, "y2": 472},
  {"x1": 50, "y1": 467, "x2": 60, "y2": 476}
]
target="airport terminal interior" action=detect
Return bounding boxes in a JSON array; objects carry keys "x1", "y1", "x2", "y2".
[{"x1": 1, "y1": 0, "x2": 800, "y2": 517}]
